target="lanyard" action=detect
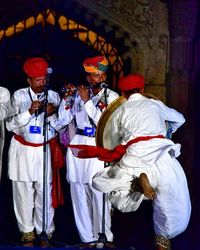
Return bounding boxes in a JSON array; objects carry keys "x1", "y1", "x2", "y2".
[
  {"x1": 28, "y1": 88, "x2": 44, "y2": 123},
  {"x1": 28, "y1": 88, "x2": 44, "y2": 102}
]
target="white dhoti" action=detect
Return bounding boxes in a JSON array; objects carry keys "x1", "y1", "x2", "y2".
[
  {"x1": 66, "y1": 134, "x2": 113, "y2": 243},
  {"x1": 8, "y1": 137, "x2": 55, "y2": 234},
  {"x1": 92, "y1": 139, "x2": 191, "y2": 239}
]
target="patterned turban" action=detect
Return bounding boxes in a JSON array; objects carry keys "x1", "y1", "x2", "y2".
[
  {"x1": 118, "y1": 74, "x2": 145, "y2": 91},
  {"x1": 83, "y1": 56, "x2": 108, "y2": 74},
  {"x1": 23, "y1": 57, "x2": 48, "y2": 77}
]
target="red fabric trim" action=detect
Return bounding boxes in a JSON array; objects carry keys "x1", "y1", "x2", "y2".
[
  {"x1": 14, "y1": 134, "x2": 65, "y2": 208},
  {"x1": 68, "y1": 135, "x2": 164, "y2": 162},
  {"x1": 14, "y1": 134, "x2": 46, "y2": 147},
  {"x1": 49, "y1": 137, "x2": 65, "y2": 208}
]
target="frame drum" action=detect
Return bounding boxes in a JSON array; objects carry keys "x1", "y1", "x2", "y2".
[{"x1": 95, "y1": 96, "x2": 126, "y2": 149}]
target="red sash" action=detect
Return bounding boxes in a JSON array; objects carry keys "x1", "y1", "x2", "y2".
[{"x1": 68, "y1": 135, "x2": 165, "y2": 162}]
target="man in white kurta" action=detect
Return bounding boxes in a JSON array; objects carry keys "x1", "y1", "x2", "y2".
[
  {"x1": 0, "y1": 86, "x2": 10, "y2": 181},
  {"x1": 92, "y1": 74, "x2": 191, "y2": 250},
  {"x1": 59, "y1": 56, "x2": 119, "y2": 245},
  {"x1": 6, "y1": 58, "x2": 62, "y2": 247}
]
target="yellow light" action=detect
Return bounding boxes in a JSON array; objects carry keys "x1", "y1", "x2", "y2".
[
  {"x1": 58, "y1": 16, "x2": 68, "y2": 30},
  {"x1": 46, "y1": 9, "x2": 56, "y2": 25},
  {"x1": 0, "y1": 8, "x2": 123, "y2": 77},
  {"x1": 5, "y1": 26, "x2": 15, "y2": 37}
]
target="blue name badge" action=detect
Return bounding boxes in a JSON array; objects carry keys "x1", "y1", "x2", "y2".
[
  {"x1": 29, "y1": 125, "x2": 42, "y2": 134},
  {"x1": 84, "y1": 127, "x2": 96, "y2": 136}
]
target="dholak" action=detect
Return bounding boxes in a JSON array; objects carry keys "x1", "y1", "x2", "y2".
[{"x1": 95, "y1": 96, "x2": 126, "y2": 149}]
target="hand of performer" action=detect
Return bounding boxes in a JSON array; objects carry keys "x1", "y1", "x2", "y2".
[
  {"x1": 62, "y1": 83, "x2": 76, "y2": 99},
  {"x1": 46, "y1": 103, "x2": 57, "y2": 116},
  {"x1": 29, "y1": 100, "x2": 43, "y2": 115},
  {"x1": 78, "y1": 84, "x2": 90, "y2": 103}
]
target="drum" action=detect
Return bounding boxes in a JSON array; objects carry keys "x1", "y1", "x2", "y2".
[{"x1": 95, "y1": 96, "x2": 126, "y2": 149}]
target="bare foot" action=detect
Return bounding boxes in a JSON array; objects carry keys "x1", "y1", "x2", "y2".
[{"x1": 139, "y1": 173, "x2": 156, "y2": 200}]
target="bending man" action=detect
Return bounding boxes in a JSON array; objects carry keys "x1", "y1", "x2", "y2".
[{"x1": 92, "y1": 74, "x2": 191, "y2": 250}]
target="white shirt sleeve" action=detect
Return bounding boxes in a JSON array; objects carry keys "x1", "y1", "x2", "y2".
[
  {"x1": 154, "y1": 100, "x2": 185, "y2": 133},
  {"x1": 0, "y1": 87, "x2": 10, "y2": 121},
  {"x1": 84, "y1": 89, "x2": 119, "y2": 126},
  {"x1": 6, "y1": 90, "x2": 33, "y2": 132},
  {"x1": 55, "y1": 98, "x2": 74, "y2": 129}
]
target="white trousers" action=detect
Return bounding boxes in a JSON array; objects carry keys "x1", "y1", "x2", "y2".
[
  {"x1": 93, "y1": 153, "x2": 191, "y2": 239},
  {"x1": 70, "y1": 182, "x2": 113, "y2": 243},
  {"x1": 12, "y1": 181, "x2": 55, "y2": 234}
]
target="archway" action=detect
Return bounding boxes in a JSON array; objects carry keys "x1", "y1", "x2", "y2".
[{"x1": 0, "y1": 9, "x2": 124, "y2": 94}]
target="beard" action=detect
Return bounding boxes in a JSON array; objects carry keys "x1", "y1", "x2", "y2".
[
  {"x1": 89, "y1": 81, "x2": 104, "y2": 89},
  {"x1": 32, "y1": 86, "x2": 45, "y2": 93}
]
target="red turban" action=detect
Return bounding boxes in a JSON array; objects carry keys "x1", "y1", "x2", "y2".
[
  {"x1": 83, "y1": 56, "x2": 108, "y2": 74},
  {"x1": 23, "y1": 57, "x2": 48, "y2": 77},
  {"x1": 118, "y1": 74, "x2": 145, "y2": 91}
]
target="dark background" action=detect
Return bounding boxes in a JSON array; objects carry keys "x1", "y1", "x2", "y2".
[{"x1": 0, "y1": 1, "x2": 199, "y2": 249}]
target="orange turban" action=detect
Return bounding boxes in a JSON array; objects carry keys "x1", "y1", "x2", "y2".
[
  {"x1": 23, "y1": 57, "x2": 48, "y2": 77},
  {"x1": 83, "y1": 56, "x2": 108, "y2": 74},
  {"x1": 118, "y1": 74, "x2": 145, "y2": 91}
]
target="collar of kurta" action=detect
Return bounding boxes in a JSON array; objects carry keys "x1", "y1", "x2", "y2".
[
  {"x1": 29, "y1": 87, "x2": 44, "y2": 100},
  {"x1": 128, "y1": 93, "x2": 144, "y2": 101}
]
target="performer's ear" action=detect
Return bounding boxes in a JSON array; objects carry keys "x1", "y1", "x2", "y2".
[
  {"x1": 86, "y1": 75, "x2": 91, "y2": 84},
  {"x1": 101, "y1": 72, "x2": 107, "y2": 82},
  {"x1": 27, "y1": 78, "x2": 31, "y2": 86},
  {"x1": 140, "y1": 88, "x2": 144, "y2": 94}
]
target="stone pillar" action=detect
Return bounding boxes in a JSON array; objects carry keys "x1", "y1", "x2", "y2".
[
  {"x1": 167, "y1": 0, "x2": 198, "y2": 112},
  {"x1": 167, "y1": 0, "x2": 198, "y2": 180}
]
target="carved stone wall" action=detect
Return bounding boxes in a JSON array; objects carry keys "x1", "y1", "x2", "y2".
[{"x1": 74, "y1": 0, "x2": 169, "y2": 101}]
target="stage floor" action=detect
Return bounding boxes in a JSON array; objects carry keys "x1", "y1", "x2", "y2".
[
  {"x1": 0, "y1": 238, "x2": 136, "y2": 250},
  {"x1": 0, "y1": 244, "x2": 135, "y2": 250}
]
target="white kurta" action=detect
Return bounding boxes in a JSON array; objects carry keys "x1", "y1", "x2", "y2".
[
  {"x1": 0, "y1": 87, "x2": 10, "y2": 181},
  {"x1": 58, "y1": 87, "x2": 119, "y2": 242},
  {"x1": 6, "y1": 87, "x2": 61, "y2": 234},
  {"x1": 92, "y1": 93, "x2": 191, "y2": 239}
]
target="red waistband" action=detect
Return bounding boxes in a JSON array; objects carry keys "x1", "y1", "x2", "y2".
[
  {"x1": 68, "y1": 134, "x2": 165, "y2": 162},
  {"x1": 14, "y1": 134, "x2": 50, "y2": 147}
]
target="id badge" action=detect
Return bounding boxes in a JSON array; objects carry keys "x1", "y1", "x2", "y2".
[
  {"x1": 29, "y1": 125, "x2": 42, "y2": 134},
  {"x1": 84, "y1": 127, "x2": 95, "y2": 136}
]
